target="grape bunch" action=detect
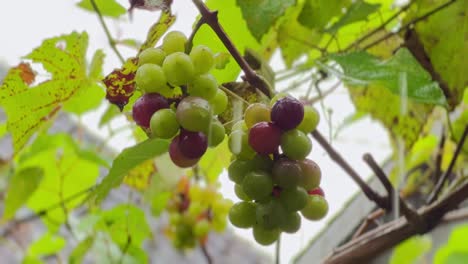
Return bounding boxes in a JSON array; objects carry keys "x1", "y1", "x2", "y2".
[
  {"x1": 227, "y1": 95, "x2": 328, "y2": 245},
  {"x1": 131, "y1": 31, "x2": 228, "y2": 167},
  {"x1": 165, "y1": 177, "x2": 232, "y2": 249}
]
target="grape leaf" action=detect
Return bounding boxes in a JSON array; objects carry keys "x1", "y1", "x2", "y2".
[
  {"x1": 434, "y1": 225, "x2": 468, "y2": 264},
  {"x1": 390, "y1": 235, "x2": 432, "y2": 264},
  {"x1": 236, "y1": 0, "x2": 296, "y2": 42},
  {"x1": 326, "y1": 0, "x2": 381, "y2": 33},
  {"x1": 123, "y1": 159, "x2": 157, "y2": 191},
  {"x1": 69, "y1": 236, "x2": 94, "y2": 264},
  {"x1": 410, "y1": 0, "x2": 467, "y2": 106},
  {"x1": 3, "y1": 167, "x2": 44, "y2": 220},
  {"x1": 195, "y1": 139, "x2": 230, "y2": 183},
  {"x1": 298, "y1": 0, "x2": 351, "y2": 30},
  {"x1": 27, "y1": 233, "x2": 66, "y2": 257},
  {"x1": 77, "y1": 0, "x2": 126, "y2": 18},
  {"x1": 330, "y1": 48, "x2": 447, "y2": 105},
  {"x1": 150, "y1": 191, "x2": 171, "y2": 216},
  {"x1": 92, "y1": 138, "x2": 169, "y2": 203},
  {"x1": 139, "y1": 11, "x2": 176, "y2": 53},
  {"x1": 0, "y1": 32, "x2": 102, "y2": 152}
]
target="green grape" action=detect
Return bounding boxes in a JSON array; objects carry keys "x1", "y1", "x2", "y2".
[
  {"x1": 228, "y1": 159, "x2": 253, "y2": 184},
  {"x1": 212, "y1": 198, "x2": 233, "y2": 216},
  {"x1": 269, "y1": 92, "x2": 289, "y2": 107},
  {"x1": 163, "y1": 52, "x2": 195, "y2": 86},
  {"x1": 162, "y1": 31, "x2": 187, "y2": 54},
  {"x1": 188, "y1": 201, "x2": 204, "y2": 216},
  {"x1": 169, "y1": 213, "x2": 181, "y2": 225},
  {"x1": 280, "y1": 212, "x2": 301, "y2": 233},
  {"x1": 244, "y1": 103, "x2": 271, "y2": 128},
  {"x1": 242, "y1": 171, "x2": 273, "y2": 201},
  {"x1": 212, "y1": 216, "x2": 227, "y2": 232},
  {"x1": 205, "y1": 118, "x2": 225, "y2": 147},
  {"x1": 272, "y1": 158, "x2": 302, "y2": 189},
  {"x1": 150, "y1": 109, "x2": 179, "y2": 139},
  {"x1": 228, "y1": 202, "x2": 257, "y2": 228},
  {"x1": 228, "y1": 130, "x2": 255, "y2": 160},
  {"x1": 209, "y1": 89, "x2": 228, "y2": 115},
  {"x1": 234, "y1": 184, "x2": 251, "y2": 201},
  {"x1": 252, "y1": 224, "x2": 280, "y2": 246},
  {"x1": 189, "y1": 45, "x2": 215, "y2": 74},
  {"x1": 255, "y1": 200, "x2": 285, "y2": 230},
  {"x1": 188, "y1": 74, "x2": 218, "y2": 100},
  {"x1": 298, "y1": 159, "x2": 321, "y2": 190},
  {"x1": 135, "y1": 64, "x2": 167, "y2": 93},
  {"x1": 189, "y1": 184, "x2": 203, "y2": 200},
  {"x1": 138, "y1": 47, "x2": 166, "y2": 66},
  {"x1": 297, "y1": 105, "x2": 320, "y2": 133},
  {"x1": 279, "y1": 187, "x2": 308, "y2": 212},
  {"x1": 176, "y1": 96, "x2": 212, "y2": 132},
  {"x1": 281, "y1": 129, "x2": 312, "y2": 160},
  {"x1": 301, "y1": 195, "x2": 328, "y2": 220},
  {"x1": 251, "y1": 155, "x2": 273, "y2": 171},
  {"x1": 194, "y1": 219, "x2": 211, "y2": 237}
]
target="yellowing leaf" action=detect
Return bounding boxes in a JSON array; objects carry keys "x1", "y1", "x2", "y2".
[
  {"x1": 123, "y1": 159, "x2": 157, "y2": 191},
  {"x1": 139, "y1": 11, "x2": 176, "y2": 53}
]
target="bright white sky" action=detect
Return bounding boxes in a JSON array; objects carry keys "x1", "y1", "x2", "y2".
[{"x1": 0, "y1": 1, "x2": 392, "y2": 263}]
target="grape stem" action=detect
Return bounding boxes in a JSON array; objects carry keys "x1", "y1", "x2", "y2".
[{"x1": 191, "y1": 0, "x2": 272, "y2": 98}]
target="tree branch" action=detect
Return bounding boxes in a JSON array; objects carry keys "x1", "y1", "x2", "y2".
[
  {"x1": 311, "y1": 130, "x2": 390, "y2": 210},
  {"x1": 90, "y1": 0, "x2": 125, "y2": 63},
  {"x1": 191, "y1": 0, "x2": 271, "y2": 98},
  {"x1": 427, "y1": 124, "x2": 468, "y2": 204}
]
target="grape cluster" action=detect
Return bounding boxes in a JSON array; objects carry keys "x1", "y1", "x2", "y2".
[
  {"x1": 165, "y1": 177, "x2": 232, "y2": 249},
  {"x1": 131, "y1": 31, "x2": 228, "y2": 167},
  {"x1": 227, "y1": 95, "x2": 328, "y2": 245}
]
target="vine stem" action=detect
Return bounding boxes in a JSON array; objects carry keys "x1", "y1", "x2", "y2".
[
  {"x1": 275, "y1": 235, "x2": 281, "y2": 264},
  {"x1": 90, "y1": 0, "x2": 125, "y2": 63},
  {"x1": 191, "y1": 0, "x2": 271, "y2": 98}
]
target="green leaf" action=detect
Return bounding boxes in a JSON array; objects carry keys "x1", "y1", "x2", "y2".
[
  {"x1": 92, "y1": 138, "x2": 169, "y2": 203},
  {"x1": 97, "y1": 204, "x2": 151, "y2": 247},
  {"x1": 0, "y1": 32, "x2": 100, "y2": 152},
  {"x1": 69, "y1": 236, "x2": 95, "y2": 264},
  {"x1": 330, "y1": 48, "x2": 447, "y2": 105},
  {"x1": 196, "y1": 139, "x2": 230, "y2": 183},
  {"x1": 326, "y1": 0, "x2": 381, "y2": 33},
  {"x1": 77, "y1": 0, "x2": 126, "y2": 18},
  {"x1": 27, "y1": 233, "x2": 66, "y2": 257},
  {"x1": 390, "y1": 235, "x2": 432, "y2": 264},
  {"x1": 88, "y1": 49, "x2": 105, "y2": 80},
  {"x1": 298, "y1": 0, "x2": 351, "y2": 30},
  {"x1": 434, "y1": 225, "x2": 468, "y2": 264},
  {"x1": 236, "y1": 0, "x2": 296, "y2": 41},
  {"x1": 213, "y1": 52, "x2": 231, "y2": 70},
  {"x1": 139, "y1": 11, "x2": 176, "y2": 53},
  {"x1": 4, "y1": 167, "x2": 44, "y2": 220},
  {"x1": 0, "y1": 123, "x2": 7, "y2": 138},
  {"x1": 150, "y1": 191, "x2": 171, "y2": 217},
  {"x1": 63, "y1": 83, "x2": 105, "y2": 115},
  {"x1": 411, "y1": 0, "x2": 467, "y2": 106}
]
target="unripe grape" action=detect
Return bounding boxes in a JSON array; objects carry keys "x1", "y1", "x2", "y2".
[
  {"x1": 205, "y1": 118, "x2": 225, "y2": 147},
  {"x1": 234, "y1": 184, "x2": 251, "y2": 201},
  {"x1": 229, "y1": 202, "x2": 256, "y2": 228},
  {"x1": 242, "y1": 171, "x2": 273, "y2": 201},
  {"x1": 138, "y1": 48, "x2": 166, "y2": 66},
  {"x1": 281, "y1": 129, "x2": 312, "y2": 160},
  {"x1": 194, "y1": 220, "x2": 210, "y2": 237},
  {"x1": 252, "y1": 224, "x2": 279, "y2": 246},
  {"x1": 150, "y1": 109, "x2": 179, "y2": 139},
  {"x1": 256, "y1": 200, "x2": 285, "y2": 230},
  {"x1": 248, "y1": 122, "x2": 281, "y2": 155},
  {"x1": 176, "y1": 96, "x2": 212, "y2": 132},
  {"x1": 163, "y1": 52, "x2": 195, "y2": 86},
  {"x1": 178, "y1": 129, "x2": 208, "y2": 159},
  {"x1": 271, "y1": 96, "x2": 304, "y2": 130},
  {"x1": 244, "y1": 103, "x2": 271, "y2": 128},
  {"x1": 228, "y1": 130, "x2": 255, "y2": 160},
  {"x1": 228, "y1": 159, "x2": 253, "y2": 184},
  {"x1": 280, "y1": 212, "x2": 301, "y2": 233},
  {"x1": 189, "y1": 45, "x2": 214, "y2": 74},
  {"x1": 132, "y1": 93, "x2": 169, "y2": 128},
  {"x1": 135, "y1": 64, "x2": 167, "y2": 94},
  {"x1": 169, "y1": 136, "x2": 200, "y2": 168},
  {"x1": 301, "y1": 195, "x2": 328, "y2": 220},
  {"x1": 279, "y1": 186, "x2": 308, "y2": 212},
  {"x1": 299, "y1": 159, "x2": 321, "y2": 190},
  {"x1": 272, "y1": 158, "x2": 302, "y2": 189},
  {"x1": 297, "y1": 105, "x2": 320, "y2": 133},
  {"x1": 188, "y1": 74, "x2": 218, "y2": 100},
  {"x1": 209, "y1": 89, "x2": 228, "y2": 115},
  {"x1": 162, "y1": 31, "x2": 187, "y2": 54}
]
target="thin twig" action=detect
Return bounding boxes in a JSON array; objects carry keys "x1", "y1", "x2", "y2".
[
  {"x1": 276, "y1": 235, "x2": 281, "y2": 264},
  {"x1": 186, "y1": 18, "x2": 205, "y2": 53},
  {"x1": 311, "y1": 130, "x2": 390, "y2": 210},
  {"x1": 201, "y1": 243, "x2": 213, "y2": 264},
  {"x1": 90, "y1": 0, "x2": 125, "y2": 63},
  {"x1": 433, "y1": 132, "x2": 446, "y2": 184},
  {"x1": 191, "y1": 0, "x2": 271, "y2": 98},
  {"x1": 361, "y1": 0, "x2": 457, "y2": 51},
  {"x1": 351, "y1": 209, "x2": 385, "y2": 239},
  {"x1": 427, "y1": 124, "x2": 468, "y2": 204}
]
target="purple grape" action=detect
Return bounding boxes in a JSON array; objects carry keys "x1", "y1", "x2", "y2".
[
  {"x1": 248, "y1": 122, "x2": 281, "y2": 155},
  {"x1": 178, "y1": 129, "x2": 208, "y2": 159},
  {"x1": 132, "y1": 93, "x2": 169, "y2": 128},
  {"x1": 169, "y1": 136, "x2": 200, "y2": 168},
  {"x1": 271, "y1": 97, "x2": 304, "y2": 130}
]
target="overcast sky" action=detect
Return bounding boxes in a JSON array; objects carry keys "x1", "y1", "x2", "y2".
[{"x1": 0, "y1": 1, "x2": 392, "y2": 263}]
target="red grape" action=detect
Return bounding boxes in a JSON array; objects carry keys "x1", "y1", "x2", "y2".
[
  {"x1": 308, "y1": 187, "x2": 324, "y2": 197},
  {"x1": 132, "y1": 93, "x2": 169, "y2": 128},
  {"x1": 169, "y1": 136, "x2": 200, "y2": 168},
  {"x1": 248, "y1": 122, "x2": 281, "y2": 155},
  {"x1": 178, "y1": 129, "x2": 208, "y2": 159},
  {"x1": 271, "y1": 97, "x2": 304, "y2": 130}
]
